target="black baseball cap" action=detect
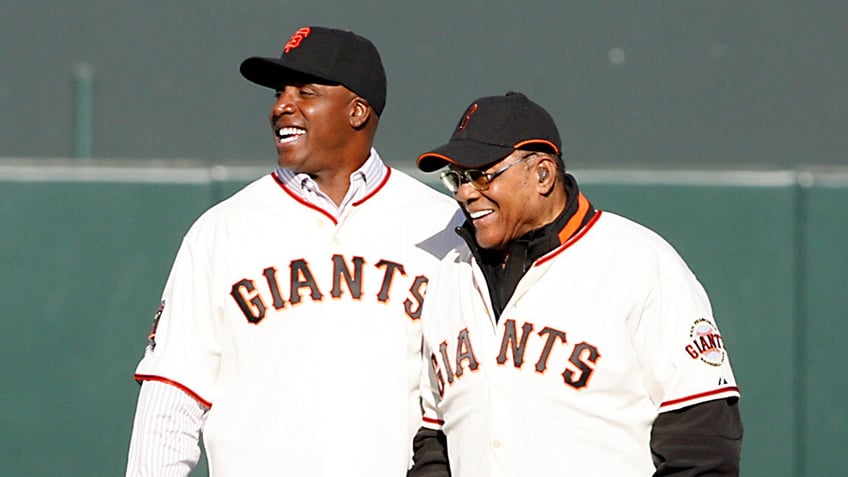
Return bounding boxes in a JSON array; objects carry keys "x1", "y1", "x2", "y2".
[
  {"x1": 417, "y1": 92, "x2": 561, "y2": 172},
  {"x1": 240, "y1": 26, "x2": 387, "y2": 116}
]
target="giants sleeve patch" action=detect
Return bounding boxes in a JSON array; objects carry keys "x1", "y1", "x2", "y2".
[
  {"x1": 684, "y1": 318, "x2": 726, "y2": 366},
  {"x1": 146, "y1": 300, "x2": 165, "y2": 351}
]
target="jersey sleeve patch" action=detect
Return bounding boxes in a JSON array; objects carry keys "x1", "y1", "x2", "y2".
[
  {"x1": 146, "y1": 300, "x2": 165, "y2": 351},
  {"x1": 684, "y1": 318, "x2": 726, "y2": 367}
]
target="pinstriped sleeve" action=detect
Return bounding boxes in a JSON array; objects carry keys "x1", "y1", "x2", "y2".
[{"x1": 125, "y1": 380, "x2": 207, "y2": 476}]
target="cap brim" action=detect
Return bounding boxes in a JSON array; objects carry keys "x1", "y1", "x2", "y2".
[
  {"x1": 240, "y1": 56, "x2": 340, "y2": 89},
  {"x1": 417, "y1": 140, "x2": 513, "y2": 172}
]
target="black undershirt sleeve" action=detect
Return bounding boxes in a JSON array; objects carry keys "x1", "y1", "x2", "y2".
[
  {"x1": 651, "y1": 398, "x2": 743, "y2": 476},
  {"x1": 407, "y1": 426, "x2": 451, "y2": 477},
  {"x1": 406, "y1": 399, "x2": 740, "y2": 476}
]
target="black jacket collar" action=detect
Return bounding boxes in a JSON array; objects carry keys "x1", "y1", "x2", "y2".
[{"x1": 456, "y1": 173, "x2": 596, "y2": 319}]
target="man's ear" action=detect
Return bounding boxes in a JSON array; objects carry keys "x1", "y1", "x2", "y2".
[
  {"x1": 350, "y1": 98, "x2": 372, "y2": 129},
  {"x1": 536, "y1": 158, "x2": 557, "y2": 194}
]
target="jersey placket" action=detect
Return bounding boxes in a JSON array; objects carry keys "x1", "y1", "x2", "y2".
[
  {"x1": 469, "y1": 259, "x2": 498, "y2": 331},
  {"x1": 484, "y1": 256, "x2": 560, "y2": 476}
]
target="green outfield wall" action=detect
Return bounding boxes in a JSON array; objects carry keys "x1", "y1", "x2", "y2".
[{"x1": 0, "y1": 159, "x2": 845, "y2": 476}]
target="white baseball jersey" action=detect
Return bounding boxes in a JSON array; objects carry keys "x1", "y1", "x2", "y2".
[
  {"x1": 135, "y1": 164, "x2": 461, "y2": 476},
  {"x1": 419, "y1": 210, "x2": 740, "y2": 476}
]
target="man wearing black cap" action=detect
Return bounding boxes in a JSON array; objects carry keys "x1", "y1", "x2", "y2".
[
  {"x1": 409, "y1": 92, "x2": 743, "y2": 476},
  {"x1": 125, "y1": 26, "x2": 461, "y2": 476}
]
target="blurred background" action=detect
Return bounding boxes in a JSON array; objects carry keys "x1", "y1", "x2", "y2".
[{"x1": 1, "y1": 1, "x2": 846, "y2": 475}]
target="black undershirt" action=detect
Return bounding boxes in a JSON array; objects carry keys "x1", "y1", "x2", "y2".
[{"x1": 456, "y1": 173, "x2": 591, "y2": 320}]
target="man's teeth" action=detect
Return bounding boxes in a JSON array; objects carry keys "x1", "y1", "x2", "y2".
[
  {"x1": 277, "y1": 127, "x2": 305, "y2": 139},
  {"x1": 469, "y1": 210, "x2": 493, "y2": 219}
]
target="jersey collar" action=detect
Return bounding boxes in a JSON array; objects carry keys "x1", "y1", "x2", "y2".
[{"x1": 457, "y1": 173, "x2": 597, "y2": 319}]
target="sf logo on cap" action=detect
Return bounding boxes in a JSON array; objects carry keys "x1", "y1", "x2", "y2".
[
  {"x1": 457, "y1": 103, "x2": 478, "y2": 133},
  {"x1": 284, "y1": 27, "x2": 311, "y2": 54}
]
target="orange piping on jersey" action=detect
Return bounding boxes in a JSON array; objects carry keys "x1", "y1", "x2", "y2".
[
  {"x1": 660, "y1": 386, "x2": 740, "y2": 408},
  {"x1": 134, "y1": 374, "x2": 213, "y2": 409},
  {"x1": 423, "y1": 416, "x2": 445, "y2": 426},
  {"x1": 557, "y1": 193, "x2": 590, "y2": 244},
  {"x1": 353, "y1": 165, "x2": 391, "y2": 206},
  {"x1": 535, "y1": 198, "x2": 600, "y2": 267},
  {"x1": 272, "y1": 172, "x2": 338, "y2": 225}
]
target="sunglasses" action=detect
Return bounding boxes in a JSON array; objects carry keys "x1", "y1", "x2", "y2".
[{"x1": 439, "y1": 153, "x2": 535, "y2": 193}]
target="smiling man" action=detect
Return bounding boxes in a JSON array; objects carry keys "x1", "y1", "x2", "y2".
[
  {"x1": 409, "y1": 92, "x2": 743, "y2": 476},
  {"x1": 125, "y1": 26, "x2": 462, "y2": 476}
]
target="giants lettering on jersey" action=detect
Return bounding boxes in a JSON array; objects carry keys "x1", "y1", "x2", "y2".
[
  {"x1": 230, "y1": 254, "x2": 429, "y2": 324},
  {"x1": 431, "y1": 318, "x2": 601, "y2": 397}
]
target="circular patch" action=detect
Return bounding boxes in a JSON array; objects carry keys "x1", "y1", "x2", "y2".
[{"x1": 686, "y1": 318, "x2": 726, "y2": 366}]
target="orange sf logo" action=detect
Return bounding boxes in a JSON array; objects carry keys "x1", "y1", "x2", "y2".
[
  {"x1": 457, "y1": 103, "x2": 478, "y2": 133},
  {"x1": 284, "y1": 27, "x2": 312, "y2": 54}
]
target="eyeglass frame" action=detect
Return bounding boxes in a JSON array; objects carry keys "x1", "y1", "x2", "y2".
[{"x1": 439, "y1": 152, "x2": 538, "y2": 193}]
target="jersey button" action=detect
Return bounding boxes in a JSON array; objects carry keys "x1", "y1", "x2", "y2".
[
  {"x1": 492, "y1": 440, "x2": 501, "y2": 448},
  {"x1": 332, "y1": 238, "x2": 340, "y2": 245}
]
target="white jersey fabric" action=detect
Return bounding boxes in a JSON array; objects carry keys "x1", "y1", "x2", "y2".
[
  {"x1": 419, "y1": 210, "x2": 740, "y2": 477},
  {"x1": 135, "y1": 152, "x2": 461, "y2": 476}
]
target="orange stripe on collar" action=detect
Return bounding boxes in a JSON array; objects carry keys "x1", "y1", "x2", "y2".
[{"x1": 557, "y1": 192, "x2": 590, "y2": 244}]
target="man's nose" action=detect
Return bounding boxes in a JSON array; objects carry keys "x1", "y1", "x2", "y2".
[
  {"x1": 272, "y1": 88, "x2": 297, "y2": 116},
  {"x1": 454, "y1": 180, "x2": 480, "y2": 204}
]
